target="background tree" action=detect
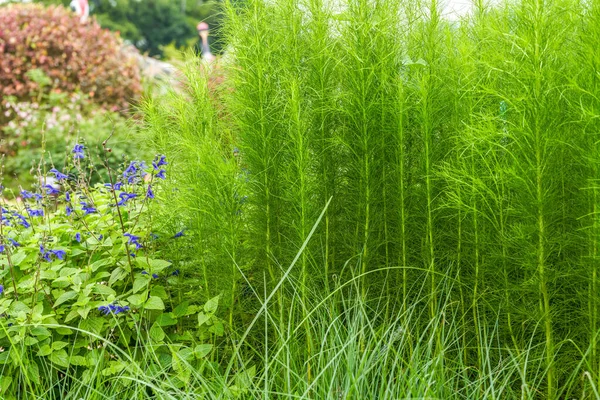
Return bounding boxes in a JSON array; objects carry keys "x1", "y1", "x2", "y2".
[{"x1": 4, "y1": 0, "x2": 225, "y2": 57}]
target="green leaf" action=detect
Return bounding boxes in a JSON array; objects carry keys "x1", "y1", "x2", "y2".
[
  {"x1": 150, "y1": 285, "x2": 168, "y2": 299},
  {"x1": 49, "y1": 349, "x2": 69, "y2": 368},
  {"x1": 92, "y1": 284, "x2": 116, "y2": 297},
  {"x1": 194, "y1": 344, "x2": 213, "y2": 358},
  {"x1": 65, "y1": 309, "x2": 80, "y2": 323},
  {"x1": 24, "y1": 336, "x2": 38, "y2": 346},
  {"x1": 109, "y1": 267, "x2": 128, "y2": 286},
  {"x1": 70, "y1": 355, "x2": 88, "y2": 366},
  {"x1": 127, "y1": 293, "x2": 146, "y2": 307},
  {"x1": 52, "y1": 341, "x2": 68, "y2": 351},
  {"x1": 10, "y1": 251, "x2": 27, "y2": 266},
  {"x1": 27, "y1": 362, "x2": 40, "y2": 385},
  {"x1": 204, "y1": 295, "x2": 220, "y2": 314},
  {"x1": 197, "y1": 312, "x2": 210, "y2": 326},
  {"x1": 90, "y1": 258, "x2": 114, "y2": 272},
  {"x1": 55, "y1": 327, "x2": 73, "y2": 335},
  {"x1": 145, "y1": 296, "x2": 165, "y2": 310},
  {"x1": 149, "y1": 323, "x2": 165, "y2": 342},
  {"x1": 209, "y1": 320, "x2": 224, "y2": 336},
  {"x1": 156, "y1": 313, "x2": 177, "y2": 326},
  {"x1": 148, "y1": 258, "x2": 171, "y2": 273},
  {"x1": 31, "y1": 327, "x2": 51, "y2": 338},
  {"x1": 54, "y1": 291, "x2": 78, "y2": 307},
  {"x1": 101, "y1": 360, "x2": 126, "y2": 376},
  {"x1": 0, "y1": 375, "x2": 13, "y2": 394},
  {"x1": 133, "y1": 276, "x2": 150, "y2": 293},
  {"x1": 80, "y1": 317, "x2": 104, "y2": 335},
  {"x1": 9, "y1": 301, "x2": 31, "y2": 314},
  {"x1": 37, "y1": 344, "x2": 52, "y2": 356},
  {"x1": 173, "y1": 301, "x2": 189, "y2": 318}
]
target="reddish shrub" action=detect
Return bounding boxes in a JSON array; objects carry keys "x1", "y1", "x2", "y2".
[{"x1": 0, "y1": 4, "x2": 141, "y2": 111}]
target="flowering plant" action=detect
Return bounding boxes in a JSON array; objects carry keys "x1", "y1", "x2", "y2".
[
  {"x1": 0, "y1": 145, "x2": 223, "y2": 395},
  {"x1": 1, "y1": 69, "x2": 140, "y2": 192}
]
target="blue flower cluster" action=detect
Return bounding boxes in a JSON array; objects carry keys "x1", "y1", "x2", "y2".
[
  {"x1": 104, "y1": 182, "x2": 124, "y2": 191},
  {"x1": 122, "y1": 161, "x2": 147, "y2": 184},
  {"x1": 40, "y1": 245, "x2": 66, "y2": 262},
  {"x1": 72, "y1": 144, "x2": 85, "y2": 160},
  {"x1": 117, "y1": 192, "x2": 137, "y2": 206},
  {"x1": 2, "y1": 207, "x2": 31, "y2": 228},
  {"x1": 49, "y1": 168, "x2": 68, "y2": 181},
  {"x1": 141, "y1": 270, "x2": 159, "y2": 279},
  {"x1": 20, "y1": 190, "x2": 42, "y2": 201},
  {"x1": 98, "y1": 303, "x2": 130, "y2": 315},
  {"x1": 124, "y1": 233, "x2": 142, "y2": 249},
  {"x1": 80, "y1": 201, "x2": 97, "y2": 215}
]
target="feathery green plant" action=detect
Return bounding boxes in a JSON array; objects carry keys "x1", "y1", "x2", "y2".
[{"x1": 138, "y1": 0, "x2": 600, "y2": 397}]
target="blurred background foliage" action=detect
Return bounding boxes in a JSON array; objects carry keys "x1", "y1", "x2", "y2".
[{"x1": 21, "y1": 0, "x2": 226, "y2": 57}]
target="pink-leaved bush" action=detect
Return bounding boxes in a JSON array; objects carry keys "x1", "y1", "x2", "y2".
[{"x1": 0, "y1": 4, "x2": 141, "y2": 111}]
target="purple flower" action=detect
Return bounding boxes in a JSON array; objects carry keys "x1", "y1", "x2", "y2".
[
  {"x1": 146, "y1": 185, "x2": 154, "y2": 199},
  {"x1": 124, "y1": 233, "x2": 142, "y2": 249},
  {"x1": 99, "y1": 303, "x2": 130, "y2": 315},
  {"x1": 20, "y1": 190, "x2": 34, "y2": 199},
  {"x1": 21, "y1": 190, "x2": 42, "y2": 202},
  {"x1": 152, "y1": 273, "x2": 159, "y2": 279},
  {"x1": 8, "y1": 238, "x2": 20, "y2": 247},
  {"x1": 171, "y1": 269, "x2": 180, "y2": 276},
  {"x1": 65, "y1": 191, "x2": 71, "y2": 202},
  {"x1": 49, "y1": 168, "x2": 68, "y2": 181},
  {"x1": 1, "y1": 215, "x2": 10, "y2": 226},
  {"x1": 152, "y1": 155, "x2": 167, "y2": 170},
  {"x1": 0, "y1": 285, "x2": 3, "y2": 295},
  {"x1": 117, "y1": 192, "x2": 137, "y2": 206},
  {"x1": 80, "y1": 202, "x2": 96, "y2": 214},
  {"x1": 66, "y1": 206, "x2": 73, "y2": 216},
  {"x1": 105, "y1": 181, "x2": 124, "y2": 191},
  {"x1": 26, "y1": 208, "x2": 44, "y2": 217},
  {"x1": 51, "y1": 250, "x2": 66, "y2": 260},
  {"x1": 173, "y1": 230, "x2": 185, "y2": 238},
  {"x1": 75, "y1": 232, "x2": 81, "y2": 242},
  {"x1": 124, "y1": 162, "x2": 138, "y2": 177},
  {"x1": 0, "y1": 244, "x2": 4, "y2": 253},
  {"x1": 44, "y1": 184, "x2": 60, "y2": 195},
  {"x1": 42, "y1": 250, "x2": 52, "y2": 262},
  {"x1": 156, "y1": 169, "x2": 166, "y2": 180},
  {"x1": 141, "y1": 270, "x2": 148, "y2": 275},
  {"x1": 72, "y1": 144, "x2": 85, "y2": 159},
  {"x1": 15, "y1": 213, "x2": 30, "y2": 228}
]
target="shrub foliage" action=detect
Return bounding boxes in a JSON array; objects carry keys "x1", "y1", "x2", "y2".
[
  {"x1": 0, "y1": 4, "x2": 141, "y2": 110},
  {"x1": 0, "y1": 150, "x2": 222, "y2": 397}
]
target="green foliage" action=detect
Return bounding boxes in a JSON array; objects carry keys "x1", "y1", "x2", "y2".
[
  {"x1": 0, "y1": 153, "x2": 223, "y2": 397},
  {"x1": 1, "y1": 70, "x2": 142, "y2": 192},
  {"x1": 92, "y1": 0, "x2": 222, "y2": 57},
  {"x1": 140, "y1": 57, "x2": 244, "y2": 325},
  {"x1": 141, "y1": 0, "x2": 600, "y2": 397},
  {"x1": 0, "y1": 3, "x2": 141, "y2": 110}
]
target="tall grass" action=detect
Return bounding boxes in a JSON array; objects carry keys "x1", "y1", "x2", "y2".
[{"x1": 140, "y1": 0, "x2": 600, "y2": 397}]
